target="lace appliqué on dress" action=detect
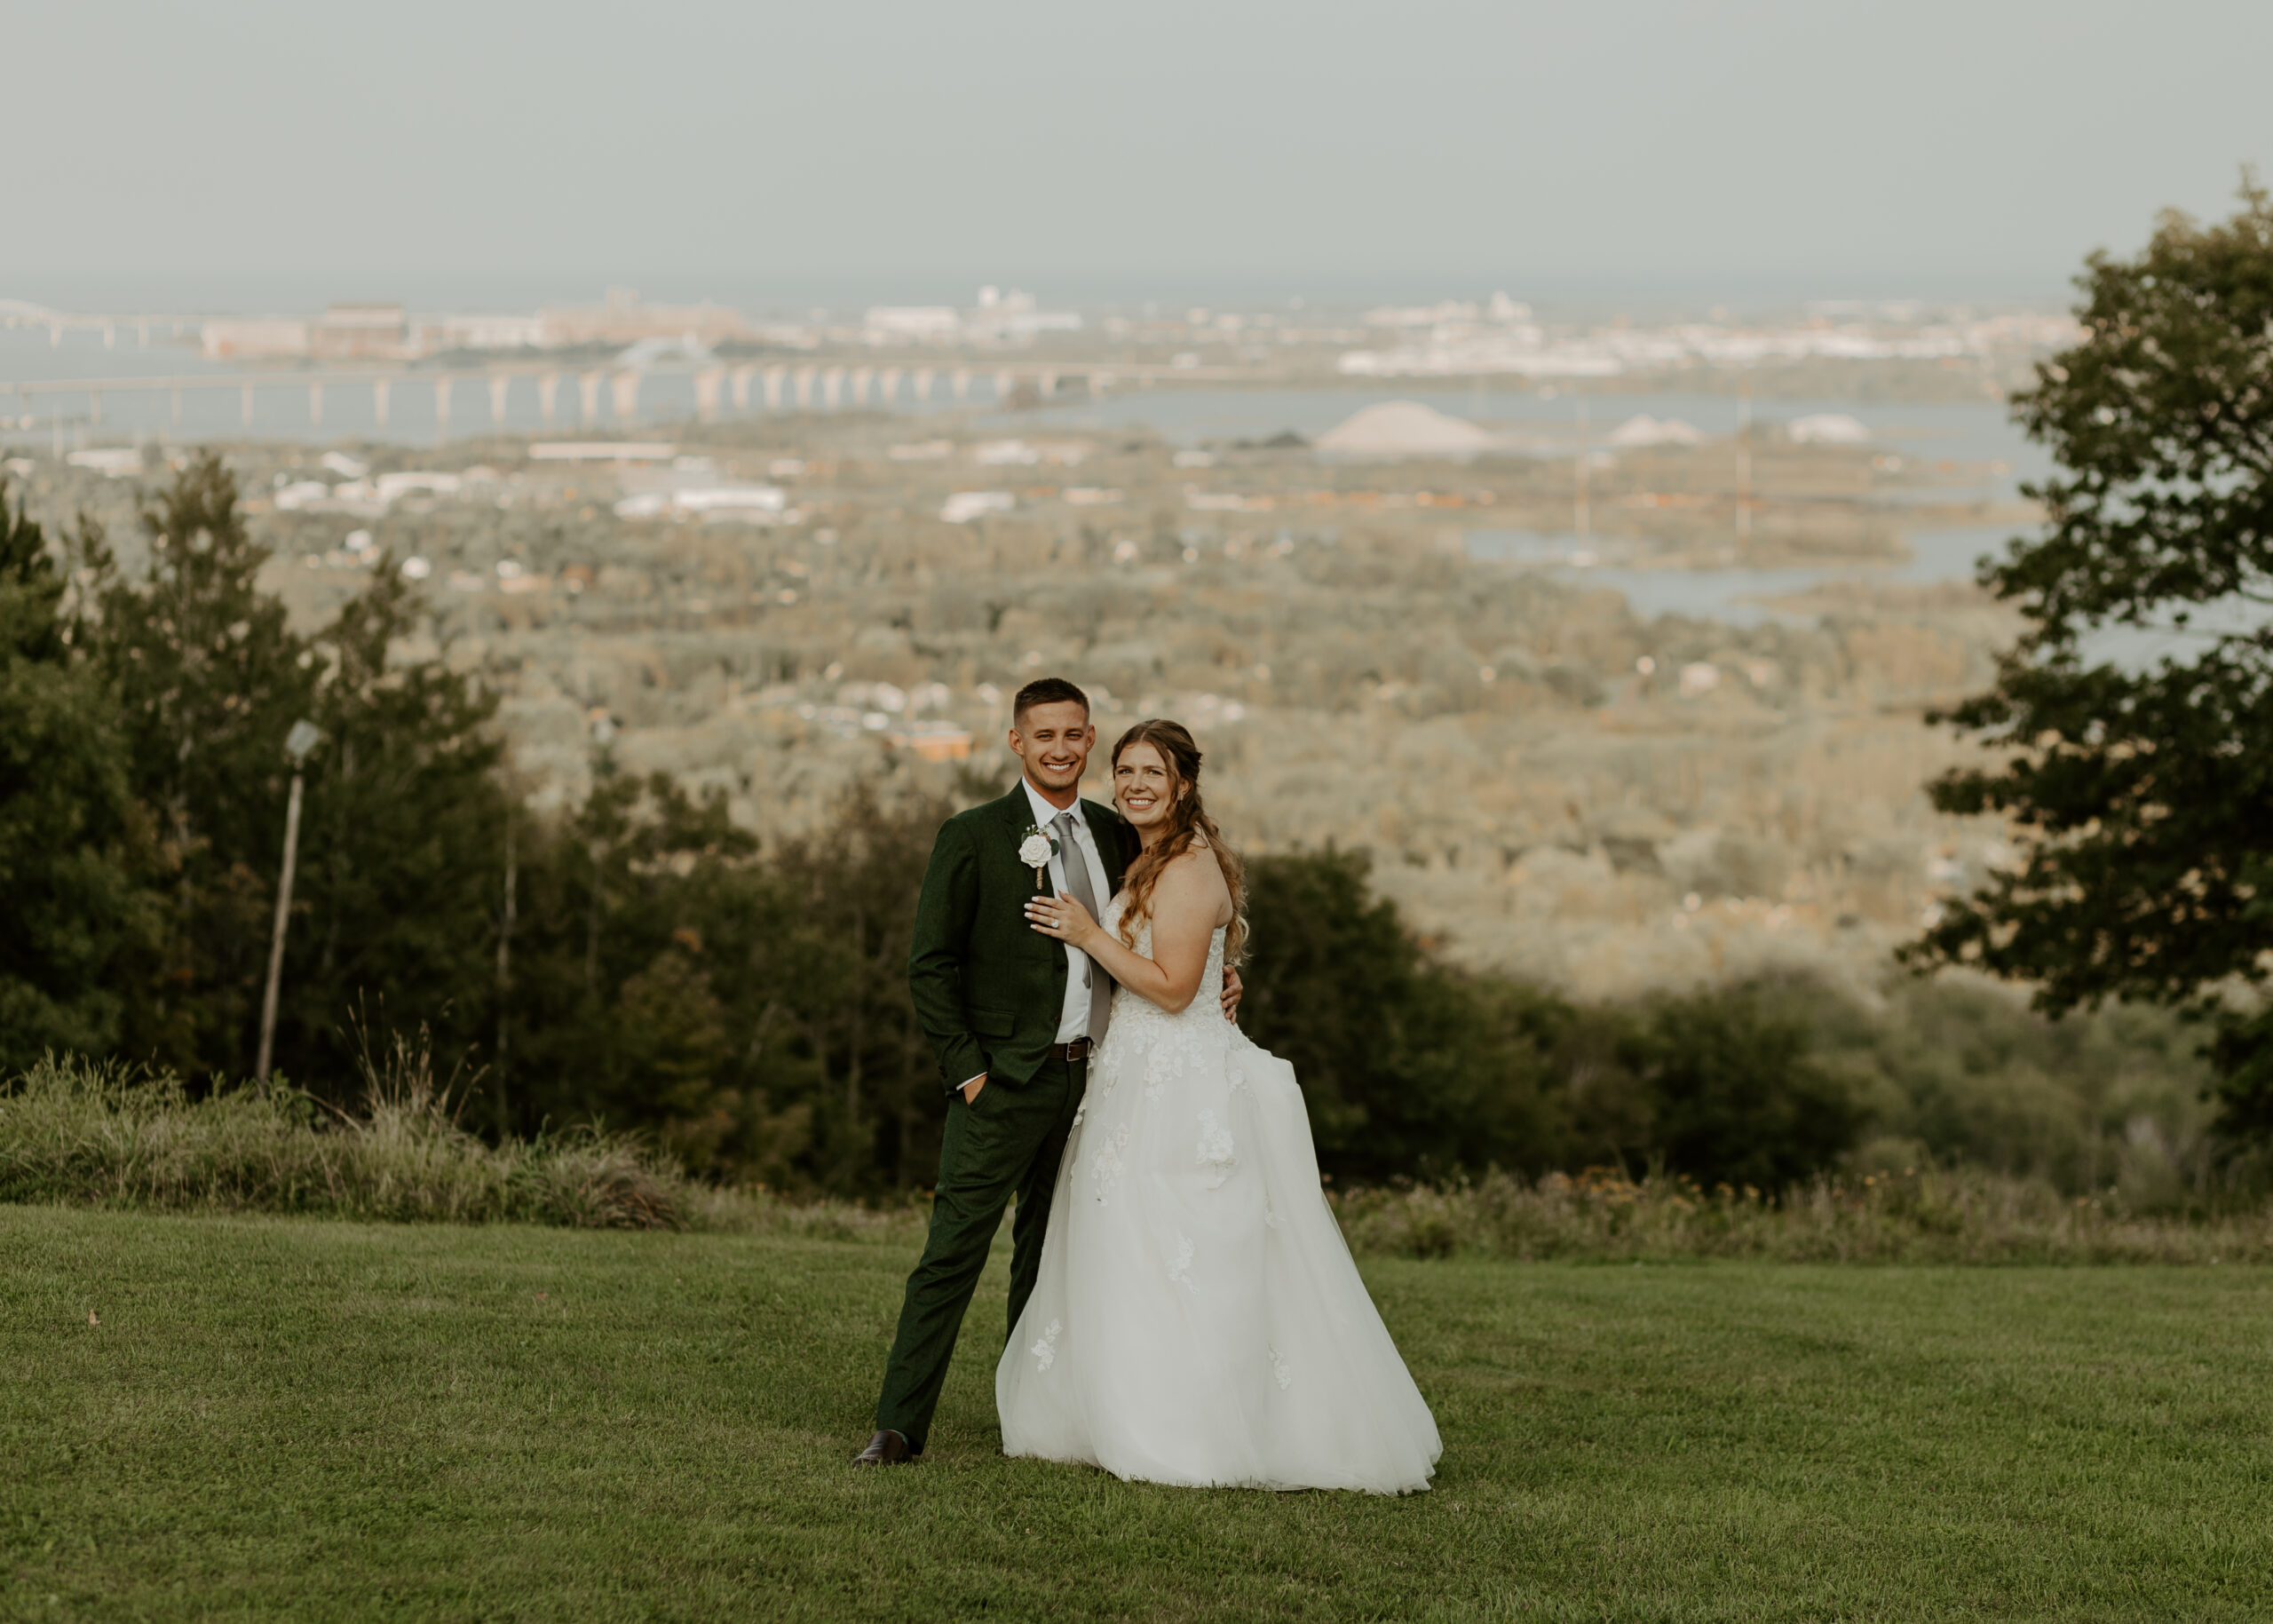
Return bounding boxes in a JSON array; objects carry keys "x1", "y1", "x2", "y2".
[
  {"x1": 1167, "y1": 1234, "x2": 1194, "y2": 1287},
  {"x1": 1031, "y1": 1319, "x2": 1063, "y2": 1372},
  {"x1": 1143, "y1": 1042, "x2": 1177, "y2": 1102},
  {"x1": 1268, "y1": 1344, "x2": 1292, "y2": 1390},
  {"x1": 1195, "y1": 1110, "x2": 1237, "y2": 1185},
  {"x1": 1090, "y1": 1122, "x2": 1131, "y2": 1204}
]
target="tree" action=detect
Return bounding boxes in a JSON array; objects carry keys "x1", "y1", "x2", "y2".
[
  {"x1": 757, "y1": 788, "x2": 943, "y2": 1190},
  {"x1": 1239, "y1": 846, "x2": 1427, "y2": 1162},
  {"x1": 1239, "y1": 847, "x2": 1589, "y2": 1180},
  {"x1": 0, "y1": 479, "x2": 152, "y2": 1067},
  {"x1": 1619, "y1": 984, "x2": 1862, "y2": 1190},
  {"x1": 498, "y1": 769, "x2": 793, "y2": 1153},
  {"x1": 269, "y1": 557, "x2": 511, "y2": 1097},
  {"x1": 81, "y1": 455, "x2": 510, "y2": 1093},
  {"x1": 89, "y1": 454, "x2": 315, "y2": 1077},
  {"x1": 1906, "y1": 183, "x2": 2273, "y2": 1136}
]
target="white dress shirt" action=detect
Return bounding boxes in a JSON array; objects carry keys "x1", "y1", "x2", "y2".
[{"x1": 1022, "y1": 777, "x2": 1113, "y2": 1045}]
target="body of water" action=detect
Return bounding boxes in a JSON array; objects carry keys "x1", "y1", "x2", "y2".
[
  {"x1": 11, "y1": 327, "x2": 2245, "y2": 668},
  {"x1": 5, "y1": 323, "x2": 2044, "y2": 494},
  {"x1": 1466, "y1": 525, "x2": 2029, "y2": 627},
  {"x1": 1467, "y1": 521, "x2": 2268, "y2": 669},
  {"x1": 1011, "y1": 384, "x2": 2050, "y2": 503}
]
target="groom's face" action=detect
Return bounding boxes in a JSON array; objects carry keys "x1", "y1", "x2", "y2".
[{"x1": 1010, "y1": 701, "x2": 1096, "y2": 796}]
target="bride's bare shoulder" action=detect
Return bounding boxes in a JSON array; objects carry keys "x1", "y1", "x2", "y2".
[
  {"x1": 1160, "y1": 844, "x2": 1232, "y2": 908},
  {"x1": 1163, "y1": 841, "x2": 1219, "y2": 874}
]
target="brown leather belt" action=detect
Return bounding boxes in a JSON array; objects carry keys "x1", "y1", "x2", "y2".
[{"x1": 1049, "y1": 1038, "x2": 1096, "y2": 1062}]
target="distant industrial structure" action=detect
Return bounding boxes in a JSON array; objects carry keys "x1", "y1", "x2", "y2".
[{"x1": 201, "y1": 290, "x2": 739, "y2": 361}]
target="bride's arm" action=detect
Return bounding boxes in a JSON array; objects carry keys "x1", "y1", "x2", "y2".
[{"x1": 1026, "y1": 852, "x2": 1221, "y2": 1015}]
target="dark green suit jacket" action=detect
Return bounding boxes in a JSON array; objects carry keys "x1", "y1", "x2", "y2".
[{"x1": 907, "y1": 786, "x2": 1137, "y2": 1096}]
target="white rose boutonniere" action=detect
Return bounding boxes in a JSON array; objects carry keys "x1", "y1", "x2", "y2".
[{"x1": 1017, "y1": 823, "x2": 1058, "y2": 891}]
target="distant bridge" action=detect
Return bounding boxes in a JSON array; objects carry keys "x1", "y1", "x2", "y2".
[
  {"x1": 4, "y1": 357, "x2": 1246, "y2": 440},
  {"x1": 0, "y1": 303, "x2": 196, "y2": 346}
]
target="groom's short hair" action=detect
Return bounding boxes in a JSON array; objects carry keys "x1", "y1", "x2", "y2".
[{"x1": 1012, "y1": 677, "x2": 1090, "y2": 725}]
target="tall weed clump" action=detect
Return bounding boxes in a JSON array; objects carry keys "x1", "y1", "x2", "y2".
[{"x1": 0, "y1": 1044, "x2": 692, "y2": 1229}]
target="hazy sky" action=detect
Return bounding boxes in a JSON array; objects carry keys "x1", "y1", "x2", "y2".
[{"x1": 8, "y1": 0, "x2": 2269, "y2": 308}]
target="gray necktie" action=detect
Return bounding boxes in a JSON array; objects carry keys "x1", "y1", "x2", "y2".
[{"x1": 1053, "y1": 810, "x2": 1113, "y2": 1043}]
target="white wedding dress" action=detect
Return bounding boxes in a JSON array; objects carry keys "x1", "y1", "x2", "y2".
[{"x1": 996, "y1": 895, "x2": 1441, "y2": 1493}]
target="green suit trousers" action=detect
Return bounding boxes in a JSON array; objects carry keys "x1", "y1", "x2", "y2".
[{"x1": 874, "y1": 1057, "x2": 1083, "y2": 1453}]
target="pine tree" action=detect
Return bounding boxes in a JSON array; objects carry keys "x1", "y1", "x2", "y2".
[
  {"x1": 90, "y1": 453, "x2": 315, "y2": 1076},
  {"x1": 269, "y1": 555, "x2": 511, "y2": 1094},
  {"x1": 0, "y1": 479, "x2": 152, "y2": 1068}
]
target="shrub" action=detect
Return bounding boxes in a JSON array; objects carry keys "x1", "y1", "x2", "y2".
[
  {"x1": 1330, "y1": 1167, "x2": 2273, "y2": 1265},
  {"x1": 1620, "y1": 982, "x2": 1865, "y2": 1189}
]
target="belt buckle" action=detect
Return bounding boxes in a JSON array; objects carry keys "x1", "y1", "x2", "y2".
[{"x1": 1066, "y1": 1037, "x2": 1093, "y2": 1061}]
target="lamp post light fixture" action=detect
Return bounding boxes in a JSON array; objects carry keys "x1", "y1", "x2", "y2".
[{"x1": 255, "y1": 720, "x2": 324, "y2": 1082}]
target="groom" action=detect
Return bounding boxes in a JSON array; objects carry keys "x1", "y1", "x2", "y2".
[{"x1": 855, "y1": 677, "x2": 1238, "y2": 1466}]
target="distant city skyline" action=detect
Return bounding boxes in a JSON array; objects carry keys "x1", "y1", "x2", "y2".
[{"x1": 7, "y1": 0, "x2": 2269, "y2": 304}]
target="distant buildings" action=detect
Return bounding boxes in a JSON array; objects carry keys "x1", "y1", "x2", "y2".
[
  {"x1": 534, "y1": 289, "x2": 749, "y2": 349},
  {"x1": 313, "y1": 303, "x2": 410, "y2": 360},
  {"x1": 201, "y1": 316, "x2": 317, "y2": 360},
  {"x1": 187, "y1": 283, "x2": 1098, "y2": 368},
  {"x1": 891, "y1": 720, "x2": 975, "y2": 762},
  {"x1": 862, "y1": 289, "x2": 1083, "y2": 348},
  {"x1": 1337, "y1": 298, "x2": 2083, "y2": 380},
  {"x1": 201, "y1": 290, "x2": 745, "y2": 362},
  {"x1": 442, "y1": 313, "x2": 548, "y2": 350},
  {"x1": 614, "y1": 483, "x2": 787, "y2": 522},
  {"x1": 941, "y1": 491, "x2": 1015, "y2": 523},
  {"x1": 65, "y1": 448, "x2": 142, "y2": 477},
  {"x1": 865, "y1": 306, "x2": 961, "y2": 345},
  {"x1": 205, "y1": 302, "x2": 419, "y2": 360}
]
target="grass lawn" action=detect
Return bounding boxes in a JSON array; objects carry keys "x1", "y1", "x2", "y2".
[{"x1": 4, "y1": 1206, "x2": 2271, "y2": 1621}]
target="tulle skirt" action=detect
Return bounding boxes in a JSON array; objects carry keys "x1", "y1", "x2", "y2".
[{"x1": 997, "y1": 1028, "x2": 1440, "y2": 1493}]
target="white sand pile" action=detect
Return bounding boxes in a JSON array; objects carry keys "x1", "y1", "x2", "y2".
[
  {"x1": 1787, "y1": 413, "x2": 1871, "y2": 444},
  {"x1": 1607, "y1": 414, "x2": 1704, "y2": 448},
  {"x1": 1315, "y1": 400, "x2": 1496, "y2": 459}
]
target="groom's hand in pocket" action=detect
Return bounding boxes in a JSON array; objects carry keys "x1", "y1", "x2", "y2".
[
  {"x1": 1220, "y1": 967, "x2": 1243, "y2": 1023},
  {"x1": 962, "y1": 1073, "x2": 987, "y2": 1105}
]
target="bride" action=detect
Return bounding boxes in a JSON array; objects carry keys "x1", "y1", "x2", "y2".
[{"x1": 1000, "y1": 719, "x2": 1441, "y2": 1493}]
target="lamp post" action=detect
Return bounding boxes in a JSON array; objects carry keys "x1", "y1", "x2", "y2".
[{"x1": 255, "y1": 720, "x2": 323, "y2": 1082}]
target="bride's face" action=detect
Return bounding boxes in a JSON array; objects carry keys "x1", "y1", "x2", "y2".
[{"x1": 1113, "y1": 742, "x2": 1177, "y2": 832}]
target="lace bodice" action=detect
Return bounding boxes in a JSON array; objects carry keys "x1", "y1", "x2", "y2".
[{"x1": 1099, "y1": 892, "x2": 1227, "y2": 1032}]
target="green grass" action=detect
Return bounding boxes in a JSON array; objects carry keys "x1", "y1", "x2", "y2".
[{"x1": 5, "y1": 1207, "x2": 2271, "y2": 1621}]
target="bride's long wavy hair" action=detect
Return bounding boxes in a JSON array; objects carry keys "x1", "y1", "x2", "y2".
[{"x1": 1110, "y1": 719, "x2": 1247, "y2": 965}]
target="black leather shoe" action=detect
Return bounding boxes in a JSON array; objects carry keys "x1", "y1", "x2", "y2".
[{"x1": 852, "y1": 1429, "x2": 914, "y2": 1467}]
